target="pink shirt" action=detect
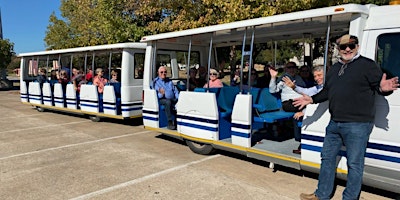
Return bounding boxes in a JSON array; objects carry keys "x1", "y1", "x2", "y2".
[
  {"x1": 93, "y1": 76, "x2": 108, "y2": 93},
  {"x1": 203, "y1": 79, "x2": 223, "y2": 88}
]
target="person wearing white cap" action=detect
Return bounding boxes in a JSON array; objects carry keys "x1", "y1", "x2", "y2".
[{"x1": 294, "y1": 34, "x2": 399, "y2": 200}]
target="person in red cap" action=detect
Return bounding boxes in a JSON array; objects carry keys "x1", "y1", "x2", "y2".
[{"x1": 294, "y1": 34, "x2": 399, "y2": 200}]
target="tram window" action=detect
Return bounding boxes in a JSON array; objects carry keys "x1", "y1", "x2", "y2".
[
  {"x1": 110, "y1": 52, "x2": 122, "y2": 69},
  {"x1": 176, "y1": 51, "x2": 200, "y2": 79},
  {"x1": 377, "y1": 32, "x2": 400, "y2": 80},
  {"x1": 134, "y1": 53, "x2": 145, "y2": 79}
]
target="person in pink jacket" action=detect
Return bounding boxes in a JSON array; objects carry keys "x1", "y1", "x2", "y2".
[
  {"x1": 204, "y1": 68, "x2": 223, "y2": 88},
  {"x1": 93, "y1": 68, "x2": 108, "y2": 94}
]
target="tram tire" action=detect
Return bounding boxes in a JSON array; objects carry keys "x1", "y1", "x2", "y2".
[
  {"x1": 89, "y1": 115, "x2": 101, "y2": 122},
  {"x1": 185, "y1": 140, "x2": 216, "y2": 155},
  {"x1": 36, "y1": 106, "x2": 45, "y2": 112}
]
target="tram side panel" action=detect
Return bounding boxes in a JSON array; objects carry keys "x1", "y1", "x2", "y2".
[
  {"x1": 20, "y1": 81, "x2": 29, "y2": 103},
  {"x1": 142, "y1": 89, "x2": 160, "y2": 128},
  {"x1": 176, "y1": 91, "x2": 219, "y2": 141},
  {"x1": 28, "y1": 82, "x2": 42, "y2": 105},
  {"x1": 231, "y1": 94, "x2": 252, "y2": 148}
]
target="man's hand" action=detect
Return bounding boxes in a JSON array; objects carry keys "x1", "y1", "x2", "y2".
[
  {"x1": 293, "y1": 112, "x2": 304, "y2": 120},
  {"x1": 159, "y1": 87, "x2": 165, "y2": 95},
  {"x1": 380, "y1": 73, "x2": 399, "y2": 92},
  {"x1": 282, "y1": 76, "x2": 296, "y2": 89},
  {"x1": 268, "y1": 68, "x2": 278, "y2": 78},
  {"x1": 293, "y1": 94, "x2": 313, "y2": 110}
]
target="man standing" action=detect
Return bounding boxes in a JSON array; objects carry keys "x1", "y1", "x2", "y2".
[
  {"x1": 295, "y1": 34, "x2": 399, "y2": 200},
  {"x1": 153, "y1": 66, "x2": 179, "y2": 130}
]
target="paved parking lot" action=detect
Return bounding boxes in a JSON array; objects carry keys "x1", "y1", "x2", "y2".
[{"x1": 0, "y1": 90, "x2": 396, "y2": 200}]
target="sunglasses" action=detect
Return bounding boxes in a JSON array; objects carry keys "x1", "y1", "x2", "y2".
[
  {"x1": 160, "y1": 71, "x2": 167, "y2": 74},
  {"x1": 210, "y1": 73, "x2": 218, "y2": 76},
  {"x1": 339, "y1": 43, "x2": 357, "y2": 50}
]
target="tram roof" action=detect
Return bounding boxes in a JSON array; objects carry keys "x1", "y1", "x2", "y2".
[
  {"x1": 141, "y1": 4, "x2": 374, "y2": 44},
  {"x1": 18, "y1": 42, "x2": 147, "y2": 57}
]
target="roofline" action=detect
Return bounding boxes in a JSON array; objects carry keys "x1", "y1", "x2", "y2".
[
  {"x1": 141, "y1": 4, "x2": 373, "y2": 42},
  {"x1": 18, "y1": 42, "x2": 147, "y2": 57}
]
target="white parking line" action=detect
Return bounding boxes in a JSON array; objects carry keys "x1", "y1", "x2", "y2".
[
  {"x1": 0, "y1": 120, "x2": 90, "y2": 134},
  {"x1": 69, "y1": 154, "x2": 221, "y2": 200},
  {"x1": 0, "y1": 113, "x2": 47, "y2": 120},
  {"x1": 0, "y1": 130, "x2": 152, "y2": 160}
]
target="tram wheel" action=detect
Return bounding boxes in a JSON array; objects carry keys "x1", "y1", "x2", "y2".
[
  {"x1": 89, "y1": 115, "x2": 101, "y2": 122},
  {"x1": 185, "y1": 140, "x2": 216, "y2": 155},
  {"x1": 36, "y1": 106, "x2": 45, "y2": 112}
]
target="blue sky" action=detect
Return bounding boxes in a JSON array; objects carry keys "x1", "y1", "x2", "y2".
[{"x1": 0, "y1": 0, "x2": 61, "y2": 54}]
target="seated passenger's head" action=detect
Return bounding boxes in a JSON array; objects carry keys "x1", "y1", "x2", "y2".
[
  {"x1": 312, "y1": 66, "x2": 324, "y2": 85},
  {"x1": 60, "y1": 70, "x2": 68, "y2": 78},
  {"x1": 189, "y1": 68, "x2": 197, "y2": 78},
  {"x1": 209, "y1": 69, "x2": 219, "y2": 81},
  {"x1": 95, "y1": 68, "x2": 104, "y2": 77},
  {"x1": 158, "y1": 66, "x2": 168, "y2": 79},
  {"x1": 111, "y1": 70, "x2": 118, "y2": 80},
  {"x1": 285, "y1": 62, "x2": 297, "y2": 76},
  {"x1": 299, "y1": 66, "x2": 311, "y2": 79},
  {"x1": 39, "y1": 68, "x2": 47, "y2": 75}
]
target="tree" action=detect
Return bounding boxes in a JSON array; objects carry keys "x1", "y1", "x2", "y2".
[
  {"x1": 0, "y1": 39, "x2": 14, "y2": 70},
  {"x1": 45, "y1": 0, "x2": 146, "y2": 50}
]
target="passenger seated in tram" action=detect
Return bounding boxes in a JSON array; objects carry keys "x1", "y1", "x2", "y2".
[
  {"x1": 72, "y1": 69, "x2": 86, "y2": 93},
  {"x1": 109, "y1": 70, "x2": 119, "y2": 83},
  {"x1": 231, "y1": 68, "x2": 241, "y2": 86},
  {"x1": 153, "y1": 66, "x2": 179, "y2": 130},
  {"x1": 109, "y1": 70, "x2": 121, "y2": 97},
  {"x1": 36, "y1": 68, "x2": 47, "y2": 87},
  {"x1": 256, "y1": 64, "x2": 272, "y2": 88},
  {"x1": 282, "y1": 66, "x2": 325, "y2": 154},
  {"x1": 269, "y1": 61, "x2": 306, "y2": 112},
  {"x1": 57, "y1": 69, "x2": 70, "y2": 93},
  {"x1": 197, "y1": 66, "x2": 207, "y2": 87},
  {"x1": 49, "y1": 70, "x2": 59, "y2": 85},
  {"x1": 299, "y1": 65, "x2": 316, "y2": 88},
  {"x1": 242, "y1": 69, "x2": 258, "y2": 90},
  {"x1": 188, "y1": 68, "x2": 201, "y2": 90},
  {"x1": 85, "y1": 69, "x2": 93, "y2": 82},
  {"x1": 93, "y1": 68, "x2": 108, "y2": 94},
  {"x1": 204, "y1": 68, "x2": 223, "y2": 88}
]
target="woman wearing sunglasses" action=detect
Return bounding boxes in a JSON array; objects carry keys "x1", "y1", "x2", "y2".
[{"x1": 203, "y1": 68, "x2": 223, "y2": 88}]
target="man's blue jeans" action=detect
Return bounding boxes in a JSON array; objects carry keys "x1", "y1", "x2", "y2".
[
  {"x1": 159, "y1": 98, "x2": 177, "y2": 122},
  {"x1": 315, "y1": 120, "x2": 373, "y2": 200}
]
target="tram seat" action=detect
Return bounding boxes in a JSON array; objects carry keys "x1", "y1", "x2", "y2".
[
  {"x1": 193, "y1": 87, "x2": 238, "y2": 117},
  {"x1": 66, "y1": 84, "x2": 79, "y2": 110},
  {"x1": 42, "y1": 82, "x2": 53, "y2": 106},
  {"x1": 103, "y1": 85, "x2": 121, "y2": 115},
  {"x1": 218, "y1": 87, "x2": 240, "y2": 118},
  {"x1": 53, "y1": 83, "x2": 65, "y2": 108},
  {"x1": 20, "y1": 81, "x2": 29, "y2": 102},
  {"x1": 80, "y1": 85, "x2": 102, "y2": 113},
  {"x1": 28, "y1": 81, "x2": 43, "y2": 105},
  {"x1": 251, "y1": 88, "x2": 295, "y2": 123}
]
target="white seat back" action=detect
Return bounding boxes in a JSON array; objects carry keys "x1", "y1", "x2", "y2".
[
  {"x1": 20, "y1": 81, "x2": 29, "y2": 102},
  {"x1": 80, "y1": 84, "x2": 99, "y2": 113},
  {"x1": 66, "y1": 84, "x2": 78, "y2": 110},
  {"x1": 103, "y1": 85, "x2": 117, "y2": 115},
  {"x1": 53, "y1": 83, "x2": 65, "y2": 108},
  {"x1": 42, "y1": 83, "x2": 53, "y2": 106},
  {"x1": 28, "y1": 82, "x2": 42, "y2": 105}
]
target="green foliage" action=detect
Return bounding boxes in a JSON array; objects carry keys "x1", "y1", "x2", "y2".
[
  {"x1": 45, "y1": 0, "x2": 146, "y2": 50},
  {"x1": 0, "y1": 39, "x2": 15, "y2": 69}
]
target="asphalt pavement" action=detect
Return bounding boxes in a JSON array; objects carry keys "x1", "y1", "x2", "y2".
[{"x1": 0, "y1": 90, "x2": 396, "y2": 200}]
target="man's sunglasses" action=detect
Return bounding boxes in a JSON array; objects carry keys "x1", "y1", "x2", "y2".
[
  {"x1": 159, "y1": 71, "x2": 167, "y2": 74},
  {"x1": 339, "y1": 43, "x2": 357, "y2": 50}
]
